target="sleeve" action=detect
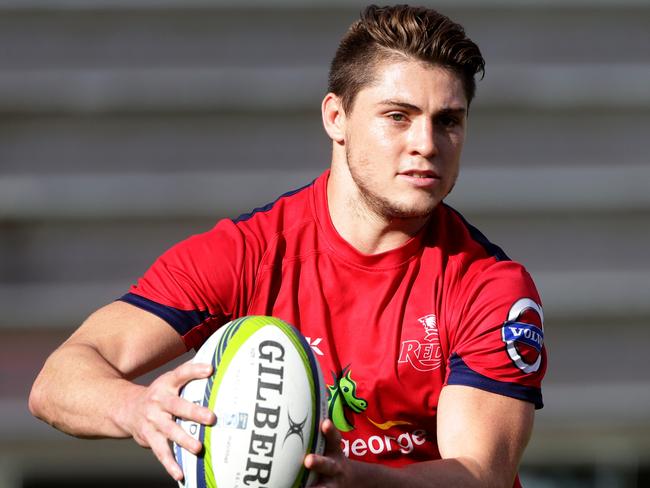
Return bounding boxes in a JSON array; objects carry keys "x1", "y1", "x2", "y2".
[
  {"x1": 119, "y1": 218, "x2": 259, "y2": 350},
  {"x1": 445, "y1": 260, "x2": 547, "y2": 409}
]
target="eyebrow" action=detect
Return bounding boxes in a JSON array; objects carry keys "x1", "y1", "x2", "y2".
[{"x1": 378, "y1": 99, "x2": 467, "y2": 116}]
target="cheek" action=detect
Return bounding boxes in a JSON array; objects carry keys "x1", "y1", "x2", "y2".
[
  {"x1": 451, "y1": 129, "x2": 466, "y2": 151},
  {"x1": 361, "y1": 118, "x2": 400, "y2": 146},
  {"x1": 439, "y1": 134, "x2": 464, "y2": 163},
  {"x1": 348, "y1": 125, "x2": 397, "y2": 164}
]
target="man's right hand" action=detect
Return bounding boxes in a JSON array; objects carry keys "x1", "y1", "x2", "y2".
[
  {"x1": 120, "y1": 360, "x2": 217, "y2": 481},
  {"x1": 29, "y1": 301, "x2": 216, "y2": 482}
]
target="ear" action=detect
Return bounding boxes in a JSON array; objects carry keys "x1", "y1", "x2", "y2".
[{"x1": 321, "y1": 93, "x2": 346, "y2": 144}]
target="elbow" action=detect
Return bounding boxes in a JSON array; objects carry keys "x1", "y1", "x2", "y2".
[
  {"x1": 456, "y1": 456, "x2": 515, "y2": 488},
  {"x1": 27, "y1": 378, "x2": 43, "y2": 418},
  {"x1": 28, "y1": 373, "x2": 49, "y2": 421}
]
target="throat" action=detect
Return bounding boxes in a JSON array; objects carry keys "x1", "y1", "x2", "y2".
[
  {"x1": 326, "y1": 160, "x2": 431, "y2": 255},
  {"x1": 333, "y1": 193, "x2": 429, "y2": 255}
]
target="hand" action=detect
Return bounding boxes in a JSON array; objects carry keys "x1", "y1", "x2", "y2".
[
  {"x1": 120, "y1": 360, "x2": 216, "y2": 481},
  {"x1": 304, "y1": 419, "x2": 353, "y2": 488}
]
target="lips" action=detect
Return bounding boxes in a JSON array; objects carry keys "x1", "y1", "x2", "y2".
[
  {"x1": 398, "y1": 169, "x2": 440, "y2": 179},
  {"x1": 397, "y1": 169, "x2": 441, "y2": 189}
]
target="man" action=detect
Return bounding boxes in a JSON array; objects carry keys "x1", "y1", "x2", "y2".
[{"x1": 30, "y1": 5, "x2": 546, "y2": 487}]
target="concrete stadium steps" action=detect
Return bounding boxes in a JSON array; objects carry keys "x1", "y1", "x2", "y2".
[
  {"x1": 1, "y1": 64, "x2": 649, "y2": 113},
  {"x1": 2, "y1": 269, "x2": 649, "y2": 329},
  {"x1": 1, "y1": 1, "x2": 649, "y2": 485},
  {"x1": 1, "y1": 107, "x2": 649, "y2": 173},
  {"x1": 0, "y1": 3, "x2": 647, "y2": 69},
  {"x1": 3, "y1": 165, "x2": 649, "y2": 218}
]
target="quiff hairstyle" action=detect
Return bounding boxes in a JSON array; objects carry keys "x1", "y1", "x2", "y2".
[{"x1": 328, "y1": 4, "x2": 485, "y2": 113}]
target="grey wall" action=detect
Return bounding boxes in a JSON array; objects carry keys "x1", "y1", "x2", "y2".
[{"x1": 1, "y1": 1, "x2": 649, "y2": 486}]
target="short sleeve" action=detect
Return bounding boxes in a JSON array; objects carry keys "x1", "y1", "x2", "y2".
[
  {"x1": 445, "y1": 260, "x2": 546, "y2": 408},
  {"x1": 119, "y1": 218, "x2": 256, "y2": 350}
]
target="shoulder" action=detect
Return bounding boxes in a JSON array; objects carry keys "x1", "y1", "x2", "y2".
[
  {"x1": 433, "y1": 203, "x2": 541, "y2": 314},
  {"x1": 435, "y1": 203, "x2": 510, "y2": 264},
  {"x1": 227, "y1": 176, "x2": 318, "y2": 239},
  {"x1": 191, "y1": 174, "x2": 326, "y2": 270},
  {"x1": 435, "y1": 208, "x2": 546, "y2": 408},
  {"x1": 436, "y1": 203, "x2": 535, "y2": 283},
  {"x1": 187, "y1": 175, "x2": 318, "y2": 248}
]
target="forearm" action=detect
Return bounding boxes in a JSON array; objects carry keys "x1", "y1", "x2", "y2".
[
  {"x1": 307, "y1": 401, "x2": 524, "y2": 488},
  {"x1": 29, "y1": 341, "x2": 143, "y2": 439},
  {"x1": 349, "y1": 457, "x2": 503, "y2": 488}
]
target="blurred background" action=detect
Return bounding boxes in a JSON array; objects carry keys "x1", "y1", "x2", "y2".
[{"x1": 1, "y1": 0, "x2": 648, "y2": 487}]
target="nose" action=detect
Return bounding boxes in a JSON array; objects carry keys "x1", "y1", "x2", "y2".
[{"x1": 407, "y1": 118, "x2": 438, "y2": 158}]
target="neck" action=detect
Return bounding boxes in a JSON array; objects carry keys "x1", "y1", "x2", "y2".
[{"x1": 326, "y1": 162, "x2": 430, "y2": 255}]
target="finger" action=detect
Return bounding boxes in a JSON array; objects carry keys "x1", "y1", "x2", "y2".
[
  {"x1": 306, "y1": 483, "x2": 336, "y2": 488},
  {"x1": 304, "y1": 453, "x2": 342, "y2": 477},
  {"x1": 321, "y1": 419, "x2": 342, "y2": 454},
  {"x1": 166, "y1": 395, "x2": 216, "y2": 425},
  {"x1": 169, "y1": 361, "x2": 213, "y2": 388},
  {"x1": 161, "y1": 414, "x2": 204, "y2": 454},
  {"x1": 149, "y1": 430, "x2": 185, "y2": 481}
]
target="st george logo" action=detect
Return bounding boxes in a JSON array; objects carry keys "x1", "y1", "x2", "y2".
[
  {"x1": 398, "y1": 314, "x2": 442, "y2": 372},
  {"x1": 327, "y1": 366, "x2": 367, "y2": 432}
]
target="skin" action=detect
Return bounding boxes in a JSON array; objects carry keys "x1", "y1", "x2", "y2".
[
  {"x1": 29, "y1": 301, "x2": 211, "y2": 482},
  {"x1": 307, "y1": 59, "x2": 535, "y2": 487},
  {"x1": 324, "y1": 59, "x2": 466, "y2": 255},
  {"x1": 29, "y1": 58, "x2": 535, "y2": 487}
]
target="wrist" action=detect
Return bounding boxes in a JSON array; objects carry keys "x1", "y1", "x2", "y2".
[
  {"x1": 110, "y1": 380, "x2": 146, "y2": 438},
  {"x1": 348, "y1": 459, "x2": 395, "y2": 488}
]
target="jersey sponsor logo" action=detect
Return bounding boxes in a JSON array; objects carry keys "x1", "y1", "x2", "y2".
[
  {"x1": 502, "y1": 298, "x2": 544, "y2": 373},
  {"x1": 328, "y1": 365, "x2": 418, "y2": 461},
  {"x1": 398, "y1": 314, "x2": 442, "y2": 371},
  {"x1": 367, "y1": 418, "x2": 412, "y2": 430},
  {"x1": 327, "y1": 366, "x2": 367, "y2": 432},
  {"x1": 341, "y1": 428, "x2": 429, "y2": 458}
]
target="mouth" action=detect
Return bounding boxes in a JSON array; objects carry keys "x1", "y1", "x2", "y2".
[
  {"x1": 399, "y1": 169, "x2": 440, "y2": 179},
  {"x1": 397, "y1": 169, "x2": 441, "y2": 188}
]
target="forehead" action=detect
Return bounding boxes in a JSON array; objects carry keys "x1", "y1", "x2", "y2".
[{"x1": 356, "y1": 59, "x2": 467, "y2": 111}]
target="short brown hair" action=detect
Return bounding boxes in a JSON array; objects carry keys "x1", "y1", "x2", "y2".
[{"x1": 328, "y1": 4, "x2": 485, "y2": 113}]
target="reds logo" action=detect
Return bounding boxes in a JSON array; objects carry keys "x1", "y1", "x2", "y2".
[{"x1": 398, "y1": 314, "x2": 442, "y2": 372}]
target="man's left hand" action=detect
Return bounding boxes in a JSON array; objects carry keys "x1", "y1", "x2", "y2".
[{"x1": 304, "y1": 419, "x2": 354, "y2": 488}]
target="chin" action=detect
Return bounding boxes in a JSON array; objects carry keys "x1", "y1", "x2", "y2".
[
  {"x1": 381, "y1": 199, "x2": 440, "y2": 220},
  {"x1": 354, "y1": 177, "x2": 442, "y2": 220},
  {"x1": 387, "y1": 208, "x2": 436, "y2": 220}
]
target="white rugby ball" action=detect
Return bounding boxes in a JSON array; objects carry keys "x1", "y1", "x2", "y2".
[{"x1": 174, "y1": 315, "x2": 327, "y2": 488}]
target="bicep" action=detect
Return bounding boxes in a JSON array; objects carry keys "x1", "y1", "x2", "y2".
[
  {"x1": 63, "y1": 300, "x2": 187, "y2": 379},
  {"x1": 437, "y1": 385, "x2": 534, "y2": 486}
]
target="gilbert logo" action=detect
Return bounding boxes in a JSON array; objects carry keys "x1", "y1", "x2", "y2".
[{"x1": 398, "y1": 314, "x2": 442, "y2": 372}]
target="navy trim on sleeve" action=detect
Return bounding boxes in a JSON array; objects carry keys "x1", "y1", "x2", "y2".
[
  {"x1": 447, "y1": 353, "x2": 543, "y2": 409},
  {"x1": 119, "y1": 292, "x2": 212, "y2": 336}
]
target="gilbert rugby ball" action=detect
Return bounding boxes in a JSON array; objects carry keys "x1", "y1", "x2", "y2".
[{"x1": 174, "y1": 315, "x2": 327, "y2": 488}]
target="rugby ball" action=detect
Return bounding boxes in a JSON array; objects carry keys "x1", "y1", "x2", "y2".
[{"x1": 174, "y1": 315, "x2": 327, "y2": 488}]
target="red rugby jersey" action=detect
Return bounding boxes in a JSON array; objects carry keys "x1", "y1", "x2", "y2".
[{"x1": 121, "y1": 170, "x2": 545, "y2": 486}]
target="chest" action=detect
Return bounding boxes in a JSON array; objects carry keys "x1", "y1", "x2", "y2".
[{"x1": 245, "y1": 252, "x2": 452, "y2": 452}]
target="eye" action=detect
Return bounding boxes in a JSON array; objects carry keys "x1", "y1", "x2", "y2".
[
  {"x1": 437, "y1": 115, "x2": 461, "y2": 129},
  {"x1": 388, "y1": 112, "x2": 407, "y2": 122}
]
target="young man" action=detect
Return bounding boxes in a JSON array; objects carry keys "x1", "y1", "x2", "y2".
[{"x1": 30, "y1": 5, "x2": 546, "y2": 487}]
